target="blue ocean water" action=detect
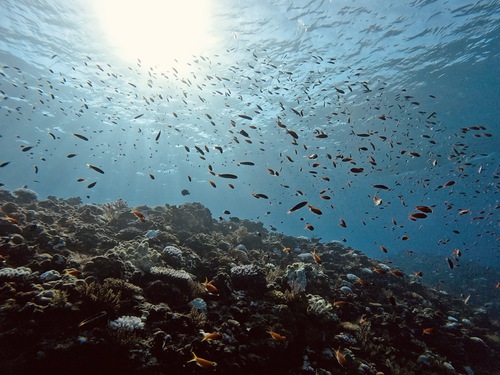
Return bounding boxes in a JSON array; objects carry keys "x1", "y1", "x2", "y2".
[{"x1": 0, "y1": 0, "x2": 498, "y2": 284}]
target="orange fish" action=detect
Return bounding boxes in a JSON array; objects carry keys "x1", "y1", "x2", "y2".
[
  {"x1": 5, "y1": 216, "x2": 19, "y2": 225},
  {"x1": 334, "y1": 348, "x2": 347, "y2": 368},
  {"x1": 187, "y1": 352, "x2": 217, "y2": 369},
  {"x1": 131, "y1": 210, "x2": 145, "y2": 222},
  {"x1": 307, "y1": 204, "x2": 323, "y2": 215},
  {"x1": 64, "y1": 268, "x2": 82, "y2": 277},
  {"x1": 355, "y1": 278, "x2": 369, "y2": 287},
  {"x1": 388, "y1": 269, "x2": 404, "y2": 277},
  {"x1": 373, "y1": 268, "x2": 387, "y2": 275},
  {"x1": 201, "y1": 332, "x2": 222, "y2": 342},
  {"x1": 282, "y1": 247, "x2": 292, "y2": 254},
  {"x1": 422, "y1": 327, "x2": 434, "y2": 335},
  {"x1": 202, "y1": 278, "x2": 219, "y2": 295},
  {"x1": 311, "y1": 250, "x2": 322, "y2": 265},
  {"x1": 333, "y1": 300, "x2": 348, "y2": 308},
  {"x1": 267, "y1": 329, "x2": 287, "y2": 342}
]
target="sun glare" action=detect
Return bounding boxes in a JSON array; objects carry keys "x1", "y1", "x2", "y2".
[{"x1": 93, "y1": 0, "x2": 214, "y2": 68}]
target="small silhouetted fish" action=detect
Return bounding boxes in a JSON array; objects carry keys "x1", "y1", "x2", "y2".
[
  {"x1": 238, "y1": 114, "x2": 252, "y2": 120},
  {"x1": 252, "y1": 193, "x2": 268, "y2": 199},
  {"x1": 238, "y1": 161, "x2": 255, "y2": 166},
  {"x1": 87, "y1": 181, "x2": 97, "y2": 188},
  {"x1": 223, "y1": 210, "x2": 231, "y2": 214},
  {"x1": 0, "y1": 161, "x2": 10, "y2": 168},
  {"x1": 181, "y1": 189, "x2": 190, "y2": 196},
  {"x1": 288, "y1": 201, "x2": 308, "y2": 213},
  {"x1": 373, "y1": 184, "x2": 390, "y2": 190},
  {"x1": 67, "y1": 154, "x2": 77, "y2": 158},
  {"x1": 307, "y1": 204, "x2": 322, "y2": 215},
  {"x1": 87, "y1": 164, "x2": 105, "y2": 174},
  {"x1": 218, "y1": 173, "x2": 238, "y2": 179},
  {"x1": 134, "y1": 114, "x2": 144, "y2": 119},
  {"x1": 149, "y1": 173, "x2": 155, "y2": 180},
  {"x1": 73, "y1": 133, "x2": 88, "y2": 141},
  {"x1": 350, "y1": 168, "x2": 364, "y2": 173},
  {"x1": 155, "y1": 131, "x2": 161, "y2": 141},
  {"x1": 446, "y1": 257, "x2": 454, "y2": 269},
  {"x1": 21, "y1": 146, "x2": 33, "y2": 152},
  {"x1": 286, "y1": 129, "x2": 299, "y2": 139}
]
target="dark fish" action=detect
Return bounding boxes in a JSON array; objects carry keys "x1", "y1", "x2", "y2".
[
  {"x1": 67, "y1": 154, "x2": 77, "y2": 158},
  {"x1": 33, "y1": 165, "x2": 38, "y2": 174},
  {"x1": 181, "y1": 189, "x2": 190, "y2": 196},
  {"x1": 339, "y1": 218, "x2": 347, "y2": 227},
  {"x1": 350, "y1": 167, "x2": 364, "y2": 173},
  {"x1": 73, "y1": 133, "x2": 89, "y2": 141},
  {"x1": 48, "y1": 132, "x2": 56, "y2": 139},
  {"x1": 238, "y1": 161, "x2": 255, "y2": 166},
  {"x1": 415, "y1": 205, "x2": 433, "y2": 213},
  {"x1": 239, "y1": 129, "x2": 250, "y2": 138},
  {"x1": 286, "y1": 129, "x2": 299, "y2": 139},
  {"x1": 446, "y1": 257, "x2": 454, "y2": 269},
  {"x1": 77, "y1": 178, "x2": 85, "y2": 182},
  {"x1": 408, "y1": 212, "x2": 428, "y2": 220},
  {"x1": 252, "y1": 193, "x2": 268, "y2": 199},
  {"x1": 155, "y1": 131, "x2": 161, "y2": 141},
  {"x1": 238, "y1": 114, "x2": 252, "y2": 120},
  {"x1": 217, "y1": 173, "x2": 238, "y2": 179},
  {"x1": 21, "y1": 146, "x2": 33, "y2": 152},
  {"x1": 194, "y1": 146, "x2": 205, "y2": 155},
  {"x1": 87, "y1": 164, "x2": 105, "y2": 174},
  {"x1": 149, "y1": 173, "x2": 155, "y2": 180},
  {"x1": 134, "y1": 114, "x2": 144, "y2": 119},
  {"x1": 0, "y1": 161, "x2": 10, "y2": 168},
  {"x1": 373, "y1": 184, "x2": 390, "y2": 190},
  {"x1": 307, "y1": 204, "x2": 322, "y2": 215},
  {"x1": 288, "y1": 201, "x2": 308, "y2": 213},
  {"x1": 209, "y1": 180, "x2": 216, "y2": 188},
  {"x1": 87, "y1": 181, "x2": 97, "y2": 188}
]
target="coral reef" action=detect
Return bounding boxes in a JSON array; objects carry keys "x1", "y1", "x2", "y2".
[{"x1": 0, "y1": 190, "x2": 499, "y2": 374}]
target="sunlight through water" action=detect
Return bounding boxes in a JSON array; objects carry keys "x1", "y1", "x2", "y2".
[{"x1": 92, "y1": 0, "x2": 215, "y2": 69}]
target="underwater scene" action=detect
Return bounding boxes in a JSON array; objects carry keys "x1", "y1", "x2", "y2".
[{"x1": 0, "y1": 0, "x2": 499, "y2": 374}]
